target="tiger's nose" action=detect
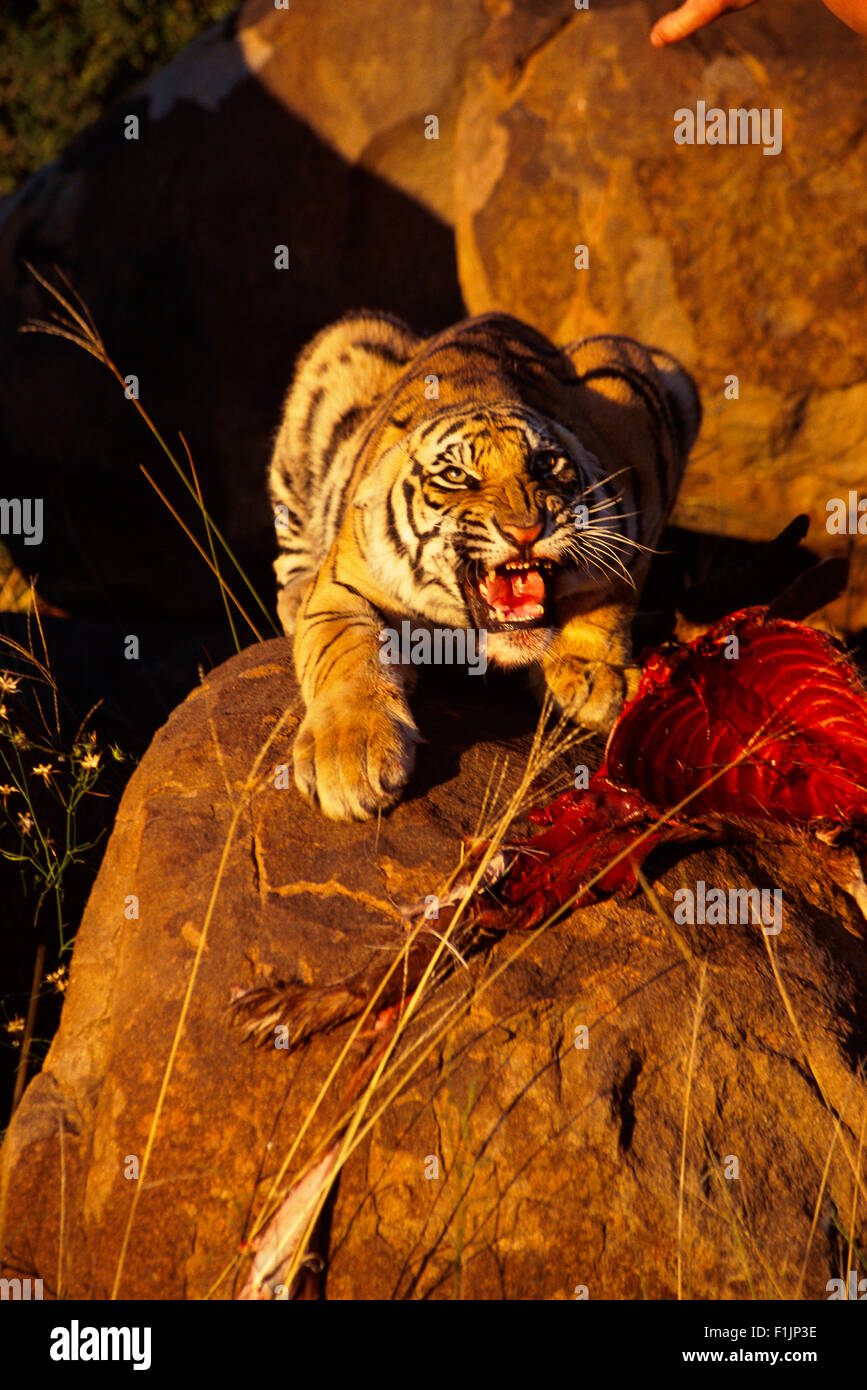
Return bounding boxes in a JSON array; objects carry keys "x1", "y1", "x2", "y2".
[{"x1": 500, "y1": 521, "x2": 543, "y2": 546}]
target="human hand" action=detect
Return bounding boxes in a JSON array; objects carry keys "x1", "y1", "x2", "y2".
[
  {"x1": 650, "y1": 0, "x2": 757, "y2": 48},
  {"x1": 650, "y1": 0, "x2": 867, "y2": 44}
]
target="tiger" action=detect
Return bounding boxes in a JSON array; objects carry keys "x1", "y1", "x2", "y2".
[{"x1": 268, "y1": 310, "x2": 700, "y2": 821}]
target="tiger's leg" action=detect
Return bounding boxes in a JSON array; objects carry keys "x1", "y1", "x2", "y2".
[
  {"x1": 271, "y1": 476, "x2": 317, "y2": 638},
  {"x1": 291, "y1": 573, "x2": 421, "y2": 821},
  {"x1": 274, "y1": 567, "x2": 314, "y2": 638},
  {"x1": 534, "y1": 596, "x2": 641, "y2": 733}
]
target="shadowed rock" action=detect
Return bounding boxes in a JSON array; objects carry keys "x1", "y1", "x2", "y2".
[{"x1": 0, "y1": 0, "x2": 468, "y2": 618}]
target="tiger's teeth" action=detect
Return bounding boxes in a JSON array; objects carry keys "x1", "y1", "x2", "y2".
[
  {"x1": 490, "y1": 603, "x2": 545, "y2": 622},
  {"x1": 492, "y1": 560, "x2": 554, "y2": 573}
]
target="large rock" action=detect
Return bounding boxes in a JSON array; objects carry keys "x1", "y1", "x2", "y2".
[
  {"x1": 1, "y1": 638, "x2": 865, "y2": 1299},
  {"x1": 452, "y1": 0, "x2": 867, "y2": 626}
]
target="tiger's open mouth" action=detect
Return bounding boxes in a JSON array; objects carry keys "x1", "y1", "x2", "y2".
[{"x1": 462, "y1": 558, "x2": 557, "y2": 632}]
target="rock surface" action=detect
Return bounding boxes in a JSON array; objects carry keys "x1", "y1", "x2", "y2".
[
  {"x1": 452, "y1": 0, "x2": 867, "y2": 625},
  {"x1": 1, "y1": 638, "x2": 865, "y2": 1299}
]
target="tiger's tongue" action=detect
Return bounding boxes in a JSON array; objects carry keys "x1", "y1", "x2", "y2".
[{"x1": 479, "y1": 567, "x2": 545, "y2": 615}]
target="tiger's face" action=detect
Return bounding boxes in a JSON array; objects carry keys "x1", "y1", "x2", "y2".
[{"x1": 356, "y1": 403, "x2": 628, "y2": 667}]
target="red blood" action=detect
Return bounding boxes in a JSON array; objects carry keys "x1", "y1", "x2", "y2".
[
  {"x1": 470, "y1": 607, "x2": 867, "y2": 933},
  {"x1": 604, "y1": 612, "x2": 867, "y2": 824}
]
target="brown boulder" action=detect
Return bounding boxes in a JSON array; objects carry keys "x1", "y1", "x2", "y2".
[
  {"x1": 453, "y1": 1, "x2": 867, "y2": 627},
  {"x1": 1, "y1": 637, "x2": 865, "y2": 1299}
]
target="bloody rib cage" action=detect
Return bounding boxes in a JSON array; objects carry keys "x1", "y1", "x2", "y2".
[
  {"x1": 231, "y1": 604, "x2": 867, "y2": 1051},
  {"x1": 480, "y1": 606, "x2": 867, "y2": 934}
]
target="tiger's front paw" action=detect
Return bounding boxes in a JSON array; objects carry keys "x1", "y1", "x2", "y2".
[
  {"x1": 544, "y1": 658, "x2": 640, "y2": 734},
  {"x1": 293, "y1": 696, "x2": 420, "y2": 821}
]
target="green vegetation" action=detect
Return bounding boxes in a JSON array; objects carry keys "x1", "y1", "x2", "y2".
[{"x1": 0, "y1": 0, "x2": 236, "y2": 195}]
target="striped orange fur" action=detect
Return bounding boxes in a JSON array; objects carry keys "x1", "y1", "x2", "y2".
[{"x1": 269, "y1": 311, "x2": 700, "y2": 820}]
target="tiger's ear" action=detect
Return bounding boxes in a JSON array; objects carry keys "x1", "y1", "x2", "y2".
[
  {"x1": 558, "y1": 334, "x2": 701, "y2": 464},
  {"x1": 646, "y1": 346, "x2": 702, "y2": 459}
]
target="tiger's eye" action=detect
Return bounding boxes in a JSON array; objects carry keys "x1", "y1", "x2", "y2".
[
  {"x1": 442, "y1": 465, "x2": 468, "y2": 484},
  {"x1": 533, "y1": 450, "x2": 562, "y2": 476}
]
